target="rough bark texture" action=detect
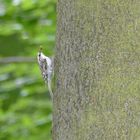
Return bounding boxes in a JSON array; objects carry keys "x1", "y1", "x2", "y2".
[{"x1": 54, "y1": 0, "x2": 140, "y2": 140}]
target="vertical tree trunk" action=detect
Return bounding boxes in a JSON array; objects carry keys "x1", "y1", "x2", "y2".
[{"x1": 54, "y1": 0, "x2": 140, "y2": 140}]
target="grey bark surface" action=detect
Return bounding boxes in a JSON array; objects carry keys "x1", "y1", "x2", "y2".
[{"x1": 54, "y1": 0, "x2": 140, "y2": 140}]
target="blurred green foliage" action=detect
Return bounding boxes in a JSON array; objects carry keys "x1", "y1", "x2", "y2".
[{"x1": 0, "y1": 0, "x2": 56, "y2": 139}]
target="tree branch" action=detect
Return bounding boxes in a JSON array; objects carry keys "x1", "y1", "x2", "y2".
[{"x1": 0, "y1": 57, "x2": 36, "y2": 64}]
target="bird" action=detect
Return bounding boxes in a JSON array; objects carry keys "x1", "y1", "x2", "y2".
[{"x1": 37, "y1": 47, "x2": 53, "y2": 99}]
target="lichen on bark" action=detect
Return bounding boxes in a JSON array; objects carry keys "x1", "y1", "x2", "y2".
[{"x1": 53, "y1": 0, "x2": 140, "y2": 140}]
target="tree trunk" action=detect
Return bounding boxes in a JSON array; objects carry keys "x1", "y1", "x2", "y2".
[{"x1": 54, "y1": 0, "x2": 140, "y2": 140}]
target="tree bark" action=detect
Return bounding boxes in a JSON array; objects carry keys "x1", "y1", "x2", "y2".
[{"x1": 54, "y1": 0, "x2": 140, "y2": 140}]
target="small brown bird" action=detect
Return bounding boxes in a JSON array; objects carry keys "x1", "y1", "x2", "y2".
[{"x1": 37, "y1": 47, "x2": 53, "y2": 99}]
